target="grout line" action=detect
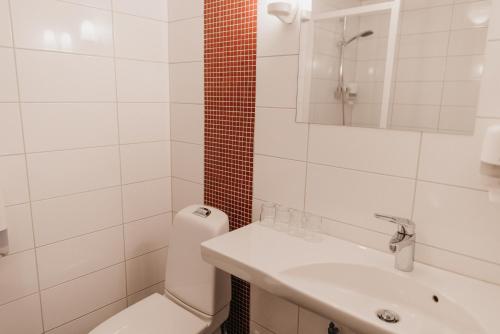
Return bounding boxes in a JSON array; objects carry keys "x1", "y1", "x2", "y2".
[
  {"x1": 436, "y1": 2, "x2": 457, "y2": 131},
  {"x1": 171, "y1": 176, "x2": 203, "y2": 186},
  {"x1": 39, "y1": 245, "x2": 168, "y2": 294},
  {"x1": 0, "y1": 139, "x2": 170, "y2": 157},
  {"x1": 125, "y1": 245, "x2": 168, "y2": 262},
  {"x1": 255, "y1": 152, "x2": 493, "y2": 193},
  {"x1": 41, "y1": 262, "x2": 126, "y2": 292},
  {"x1": 5, "y1": 0, "x2": 46, "y2": 330},
  {"x1": 167, "y1": 15, "x2": 204, "y2": 24},
  {"x1": 28, "y1": 185, "x2": 121, "y2": 204},
  {"x1": 35, "y1": 224, "x2": 124, "y2": 249},
  {"x1": 415, "y1": 241, "x2": 500, "y2": 267},
  {"x1": 298, "y1": 6, "x2": 309, "y2": 214},
  {"x1": 55, "y1": 0, "x2": 172, "y2": 24},
  {"x1": 169, "y1": 59, "x2": 204, "y2": 65},
  {"x1": 124, "y1": 211, "x2": 173, "y2": 225},
  {"x1": 410, "y1": 133, "x2": 423, "y2": 219},
  {"x1": 122, "y1": 176, "x2": 171, "y2": 187},
  {"x1": 43, "y1": 297, "x2": 128, "y2": 333},
  {"x1": 0, "y1": 100, "x2": 169, "y2": 104},
  {"x1": 169, "y1": 101, "x2": 204, "y2": 106},
  {"x1": 109, "y1": 9, "x2": 129, "y2": 300},
  {"x1": 26, "y1": 176, "x2": 171, "y2": 204},
  {"x1": 170, "y1": 139, "x2": 204, "y2": 146},
  {"x1": 12, "y1": 45, "x2": 169, "y2": 64},
  {"x1": 0, "y1": 291, "x2": 40, "y2": 309},
  {"x1": 128, "y1": 279, "x2": 165, "y2": 296}
]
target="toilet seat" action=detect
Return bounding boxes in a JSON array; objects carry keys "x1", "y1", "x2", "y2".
[{"x1": 89, "y1": 293, "x2": 208, "y2": 334}]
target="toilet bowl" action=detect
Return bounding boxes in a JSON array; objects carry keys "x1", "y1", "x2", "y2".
[{"x1": 89, "y1": 205, "x2": 231, "y2": 334}]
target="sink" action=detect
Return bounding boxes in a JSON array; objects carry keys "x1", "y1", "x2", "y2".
[
  {"x1": 279, "y1": 263, "x2": 485, "y2": 334},
  {"x1": 201, "y1": 223, "x2": 500, "y2": 334}
]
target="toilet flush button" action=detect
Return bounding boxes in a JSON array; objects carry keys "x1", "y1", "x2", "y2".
[{"x1": 193, "y1": 207, "x2": 212, "y2": 218}]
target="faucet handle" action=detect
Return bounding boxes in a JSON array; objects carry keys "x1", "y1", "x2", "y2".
[{"x1": 374, "y1": 213, "x2": 415, "y2": 235}]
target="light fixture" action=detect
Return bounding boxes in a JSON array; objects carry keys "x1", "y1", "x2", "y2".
[{"x1": 267, "y1": 0, "x2": 298, "y2": 24}]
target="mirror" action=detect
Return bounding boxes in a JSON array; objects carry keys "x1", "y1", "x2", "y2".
[{"x1": 296, "y1": 0, "x2": 491, "y2": 135}]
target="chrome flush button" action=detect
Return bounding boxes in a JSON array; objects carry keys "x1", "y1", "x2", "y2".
[{"x1": 193, "y1": 207, "x2": 212, "y2": 218}]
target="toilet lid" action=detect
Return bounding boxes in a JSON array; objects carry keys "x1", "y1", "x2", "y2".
[{"x1": 89, "y1": 293, "x2": 208, "y2": 334}]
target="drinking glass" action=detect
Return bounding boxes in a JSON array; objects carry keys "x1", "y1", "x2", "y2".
[
  {"x1": 289, "y1": 209, "x2": 305, "y2": 237},
  {"x1": 304, "y1": 212, "x2": 322, "y2": 241},
  {"x1": 259, "y1": 202, "x2": 276, "y2": 227},
  {"x1": 274, "y1": 205, "x2": 291, "y2": 232}
]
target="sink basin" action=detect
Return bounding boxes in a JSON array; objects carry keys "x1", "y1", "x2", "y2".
[
  {"x1": 201, "y1": 223, "x2": 500, "y2": 334},
  {"x1": 279, "y1": 263, "x2": 485, "y2": 334}
]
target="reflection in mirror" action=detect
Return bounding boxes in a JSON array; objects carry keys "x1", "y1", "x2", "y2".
[{"x1": 296, "y1": 0, "x2": 491, "y2": 135}]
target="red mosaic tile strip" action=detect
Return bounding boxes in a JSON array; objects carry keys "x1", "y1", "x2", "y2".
[{"x1": 204, "y1": 0, "x2": 257, "y2": 333}]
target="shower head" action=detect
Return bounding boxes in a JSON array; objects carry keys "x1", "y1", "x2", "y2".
[{"x1": 342, "y1": 30, "x2": 374, "y2": 46}]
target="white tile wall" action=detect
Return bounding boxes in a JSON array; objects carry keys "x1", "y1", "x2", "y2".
[
  {"x1": 0, "y1": 103, "x2": 23, "y2": 155},
  {"x1": 0, "y1": 48, "x2": 19, "y2": 102},
  {"x1": 168, "y1": 0, "x2": 204, "y2": 213},
  {"x1": 124, "y1": 213, "x2": 171, "y2": 259},
  {"x1": 0, "y1": 294, "x2": 43, "y2": 334},
  {"x1": 27, "y1": 147, "x2": 121, "y2": 200},
  {"x1": 169, "y1": 61, "x2": 204, "y2": 103},
  {"x1": 31, "y1": 187, "x2": 123, "y2": 246},
  {"x1": 0, "y1": 1, "x2": 172, "y2": 332},
  {"x1": 167, "y1": 0, "x2": 203, "y2": 21},
  {"x1": 118, "y1": 102, "x2": 170, "y2": 143},
  {"x1": 36, "y1": 226, "x2": 124, "y2": 289},
  {"x1": 255, "y1": 107, "x2": 309, "y2": 161},
  {"x1": 127, "y1": 281, "x2": 165, "y2": 306},
  {"x1": 171, "y1": 178, "x2": 203, "y2": 213},
  {"x1": 252, "y1": 0, "x2": 500, "y2": 332},
  {"x1": 10, "y1": 0, "x2": 114, "y2": 56},
  {"x1": 40, "y1": 263, "x2": 126, "y2": 330},
  {"x1": 0, "y1": 250, "x2": 38, "y2": 305},
  {"x1": 168, "y1": 17, "x2": 203, "y2": 62},
  {"x1": 256, "y1": 55, "x2": 299, "y2": 108},
  {"x1": 115, "y1": 59, "x2": 169, "y2": 102},
  {"x1": 171, "y1": 141, "x2": 203, "y2": 183},
  {"x1": 22, "y1": 103, "x2": 118, "y2": 152},
  {"x1": 113, "y1": 13, "x2": 168, "y2": 62},
  {"x1": 112, "y1": 0, "x2": 168, "y2": 21},
  {"x1": 120, "y1": 141, "x2": 171, "y2": 183},
  {"x1": 0, "y1": 0, "x2": 12, "y2": 47},
  {"x1": 0, "y1": 155, "x2": 29, "y2": 205},
  {"x1": 16, "y1": 50, "x2": 116, "y2": 102},
  {"x1": 254, "y1": 155, "x2": 306, "y2": 209},
  {"x1": 122, "y1": 178, "x2": 172, "y2": 222},
  {"x1": 170, "y1": 103, "x2": 204, "y2": 144},
  {"x1": 45, "y1": 299, "x2": 127, "y2": 334},
  {"x1": 4, "y1": 204, "x2": 34, "y2": 253},
  {"x1": 126, "y1": 248, "x2": 167, "y2": 294}
]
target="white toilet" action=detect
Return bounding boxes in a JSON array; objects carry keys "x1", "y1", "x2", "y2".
[{"x1": 90, "y1": 205, "x2": 231, "y2": 334}]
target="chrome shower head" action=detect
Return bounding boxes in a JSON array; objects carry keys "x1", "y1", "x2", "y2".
[{"x1": 342, "y1": 30, "x2": 374, "y2": 46}]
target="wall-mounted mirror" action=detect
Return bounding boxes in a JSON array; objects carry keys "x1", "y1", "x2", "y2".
[{"x1": 296, "y1": 0, "x2": 491, "y2": 135}]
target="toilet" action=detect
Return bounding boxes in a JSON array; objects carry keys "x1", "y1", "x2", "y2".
[{"x1": 90, "y1": 205, "x2": 231, "y2": 334}]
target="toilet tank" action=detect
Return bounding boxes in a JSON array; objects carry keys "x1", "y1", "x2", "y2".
[{"x1": 165, "y1": 205, "x2": 231, "y2": 316}]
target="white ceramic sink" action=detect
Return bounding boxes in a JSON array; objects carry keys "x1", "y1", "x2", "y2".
[
  {"x1": 201, "y1": 223, "x2": 500, "y2": 334},
  {"x1": 279, "y1": 263, "x2": 485, "y2": 334}
]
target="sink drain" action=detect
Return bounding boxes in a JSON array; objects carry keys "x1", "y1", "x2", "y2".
[{"x1": 376, "y1": 309, "x2": 400, "y2": 323}]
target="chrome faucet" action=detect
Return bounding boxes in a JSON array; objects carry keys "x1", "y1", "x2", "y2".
[{"x1": 375, "y1": 214, "x2": 416, "y2": 272}]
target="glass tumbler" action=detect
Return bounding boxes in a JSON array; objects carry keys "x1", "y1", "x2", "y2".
[
  {"x1": 289, "y1": 209, "x2": 305, "y2": 237},
  {"x1": 259, "y1": 202, "x2": 276, "y2": 227},
  {"x1": 274, "y1": 206, "x2": 291, "y2": 232},
  {"x1": 304, "y1": 213, "x2": 322, "y2": 241}
]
